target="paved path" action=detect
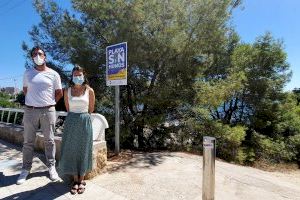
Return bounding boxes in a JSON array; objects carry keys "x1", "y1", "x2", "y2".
[{"x1": 1, "y1": 139, "x2": 300, "y2": 200}]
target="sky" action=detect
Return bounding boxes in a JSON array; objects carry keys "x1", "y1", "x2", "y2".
[
  {"x1": 0, "y1": 0, "x2": 299, "y2": 91},
  {"x1": 232, "y1": 0, "x2": 300, "y2": 91}
]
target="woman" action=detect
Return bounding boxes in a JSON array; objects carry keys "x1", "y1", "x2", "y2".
[{"x1": 59, "y1": 65, "x2": 95, "y2": 194}]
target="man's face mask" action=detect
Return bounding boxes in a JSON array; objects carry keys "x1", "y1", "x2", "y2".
[
  {"x1": 33, "y1": 50, "x2": 45, "y2": 66},
  {"x1": 72, "y1": 75, "x2": 84, "y2": 85}
]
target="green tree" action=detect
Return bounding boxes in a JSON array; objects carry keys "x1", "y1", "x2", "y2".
[
  {"x1": 0, "y1": 92, "x2": 16, "y2": 108},
  {"x1": 292, "y1": 88, "x2": 300, "y2": 105},
  {"x1": 197, "y1": 33, "x2": 291, "y2": 128},
  {"x1": 15, "y1": 91, "x2": 25, "y2": 106},
  {"x1": 235, "y1": 33, "x2": 291, "y2": 137},
  {"x1": 25, "y1": 0, "x2": 242, "y2": 149},
  {"x1": 189, "y1": 33, "x2": 292, "y2": 163}
]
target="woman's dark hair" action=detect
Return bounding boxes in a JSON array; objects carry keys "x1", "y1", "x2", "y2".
[
  {"x1": 69, "y1": 64, "x2": 89, "y2": 87},
  {"x1": 30, "y1": 46, "x2": 46, "y2": 57}
]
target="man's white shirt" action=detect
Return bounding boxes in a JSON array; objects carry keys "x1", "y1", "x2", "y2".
[{"x1": 23, "y1": 68, "x2": 62, "y2": 107}]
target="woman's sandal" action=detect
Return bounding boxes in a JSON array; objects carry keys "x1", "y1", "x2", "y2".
[
  {"x1": 70, "y1": 182, "x2": 78, "y2": 195},
  {"x1": 77, "y1": 181, "x2": 86, "y2": 194}
]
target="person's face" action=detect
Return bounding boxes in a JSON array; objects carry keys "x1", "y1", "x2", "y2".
[
  {"x1": 72, "y1": 70, "x2": 85, "y2": 85},
  {"x1": 73, "y1": 70, "x2": 83, "y2": 77},
  {"x1": 31, "y1": 49, "x2": 45, "y2": 59},
  {"x1": 32, "y1": 49, "x2": 46, "y2": 66}
]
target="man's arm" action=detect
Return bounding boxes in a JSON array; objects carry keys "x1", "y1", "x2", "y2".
[
  {"x1": 63, "y1": 88, "x2": 69, "y2": 112},
  {"x1": 55, "y1": 89, "x2": 63, "y2": 103},
  {"x1": 23, "y1": 71, "x2": 28, "y2": 96},
  {"x1": 23, "y1": 87, "x2": 27, "y2": 96}
]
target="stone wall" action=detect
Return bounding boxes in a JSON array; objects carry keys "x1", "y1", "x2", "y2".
[{"x1": 0, "y1": 122, "x2": 107, "y2": 179}]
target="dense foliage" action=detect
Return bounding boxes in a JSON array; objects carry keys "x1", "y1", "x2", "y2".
[
  {"x1": 21, "y1": 0, "x2": 299, "y2": 166},
  {"x1": 0, "y1": 92, "x2": 18, "y2": 108}
]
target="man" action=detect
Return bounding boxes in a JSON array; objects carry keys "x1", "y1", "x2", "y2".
[{"x1": 17, "y1": 46, "x2": 63, "y2": 184}]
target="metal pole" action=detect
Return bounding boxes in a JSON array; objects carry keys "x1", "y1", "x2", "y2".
[
  {"x1": 7, "y1": 111, "x2": 11, "y2": 123},
  {"x1": 202, "y1": 136, "x2": 216, "y2": 200},
  {"x1": 14, "y1": 112, "x2": 18, "y2": 124},
  {"x1": 1, "y1": 110, "x2": 4, "y2": 122},
  {"x1": 115, "y1": 85, "x2": 120, "y2": 154}
]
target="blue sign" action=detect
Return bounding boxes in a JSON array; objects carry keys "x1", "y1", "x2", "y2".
[{"x1": 106, "y1": 42, "x2": 127, "y2": 86}]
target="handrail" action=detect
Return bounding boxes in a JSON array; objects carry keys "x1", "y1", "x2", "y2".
[
  {"x1": 0, "y1": 107, "x2": 24, "y2": 124},
  {"x1": 0, "y1": 107, "x2": 109, "y2": 141},
  {"x1": 0, "y1": 107, "x2": 68, "y2": 124},
  {"x1": 0, "y1": 108, "x2": 24, "y2": 112}
]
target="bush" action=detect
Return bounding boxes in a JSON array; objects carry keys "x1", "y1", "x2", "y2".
[
  {"x1": 288, "y1": 134, "x2": 300, "y2": 165},
  {"x1": 185, "y1": 118, "x2": 247, "y2": 163},
  {"x1": 235, "y1": 147, "x2": 256, "y2": 165},
  {"x1": 253, "y1": 132, "x2": 297, "y2": 162},
  {"x1": 0, "y1": 99, "x2": 16, "y2": 108},
  {"x1": 215, "y1": 124, "x2": 247, "y2": 163}
]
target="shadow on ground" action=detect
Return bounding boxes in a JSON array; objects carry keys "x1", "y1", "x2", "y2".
[
  {"x1": 0, "y1": 139, "x2": 63, "y2": 186},
  {"x1": 1, "y1": 182, "x2": 69, "y2": 200},
  {"x1": 107, "y1": 151, "x2": 175, "y2": 173},
  {"x1": 0, "y1": 171, "x2": 49, "y2": 187}
]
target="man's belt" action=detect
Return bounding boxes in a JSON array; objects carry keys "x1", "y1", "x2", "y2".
[{"x1": 25, "y1": 105, "x2": 55, "y2": 109}]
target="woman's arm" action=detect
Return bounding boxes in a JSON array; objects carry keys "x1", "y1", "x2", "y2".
[{"x1": 88, "y1": 87, "x2": 95, "y2": 113}]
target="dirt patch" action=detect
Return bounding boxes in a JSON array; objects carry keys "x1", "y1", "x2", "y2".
[
  {"x1": 252, "y1": 159, "x2": 299, "y2": 173},
  {"x1": 107, "y1": 150, "x2": 134, "y2": 162},
  {"x1": 108, "y1": 149, "x2": 300, "y2": 173}
]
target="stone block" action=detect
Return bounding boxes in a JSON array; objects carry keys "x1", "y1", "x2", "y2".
[{"x1": 0, "y1": 122, "x2": 107, "y2": 179}]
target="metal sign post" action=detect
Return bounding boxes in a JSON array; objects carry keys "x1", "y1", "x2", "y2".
[
  {"x1": 106, "y1": 42, "x2": 127, "y2": 155},
  {"x1": 202, "y1": 136, "x2": 216, "y2": 200},
  {"x1": 115, "y1": 85, "x2": 120, "y2": 154}
]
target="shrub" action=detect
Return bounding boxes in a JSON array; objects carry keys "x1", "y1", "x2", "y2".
[
  {"x1": 288, "y1": 134, "x2": 300, "y2": 165},
  {"x1": 215, "y1": 124, "x2": 247, "y2": 162},
  {"x1": 185, "y1": 119, "x2": 247, "y2": 162},
  {"x1": 0, "y1": 99, "x2": 15, "y2": 108},
  {"x1": 253, "y1": 132, "x2": 297, "y2": 162}
]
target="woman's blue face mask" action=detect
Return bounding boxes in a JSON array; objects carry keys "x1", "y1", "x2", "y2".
[{"x1": 72, "y1": 75, "x2": 84, "y2": 85}]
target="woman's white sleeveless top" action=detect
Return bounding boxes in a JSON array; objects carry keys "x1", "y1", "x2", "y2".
[{"x1": 68, "y1": 87, "x2": 89, "y2": 113}]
